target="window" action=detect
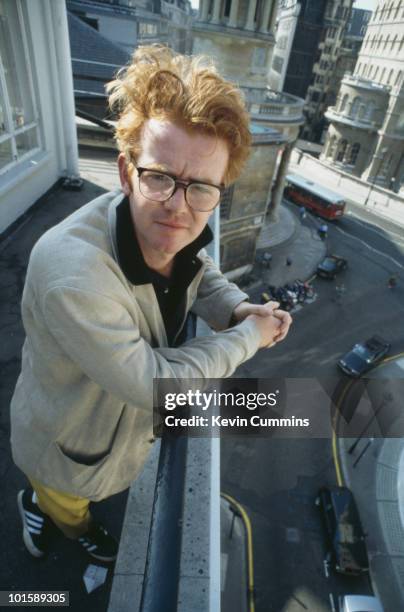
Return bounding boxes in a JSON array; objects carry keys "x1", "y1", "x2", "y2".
[
  {"x1": 374, "y1": 66, "x2": 379, "y2": 80},
  {"x1": 327, "y1": 135, "x2": 337, "y2": 158},
  {"x1": 387, "y1": 68, "x2": 394, "y2": 85},
  {"x1": 348, "y1": 142, "x2": 360, "y2": 165},
  {"x1": 336, "y1": 139, "x2": 348, "y2": 162},
  {"x1": 362, "y1": 100, "x2": 375, "y2": 122},
  {"x1": 0, "y1": 0, "x2": 41, "y2": 173},
  {"x1": 380, "y1": 67, "x2": 386, "y2": 82},
  {"x1": 395, "y1": 71, "x2": 402, "y2": 86},
  {"x1": 220, "y1": 185, "x2": 234, "y2": 220},
  {"x1": 340, "y1": 93, "x2": 349, "y2": 113},
  {"x1": 351, "y1": 96, "x2": 361, "y2": 117}
]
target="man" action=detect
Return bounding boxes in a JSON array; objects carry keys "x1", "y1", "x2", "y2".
[{"x1": 10, "y1": 45, "x2": 292, "y2": 563}]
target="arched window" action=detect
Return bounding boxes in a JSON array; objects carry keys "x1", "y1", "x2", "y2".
[
  {"x1": 380, "y1": 67, "x2": 386, "y2": 82},
  {"x1": 357, "y1": 104, "x2": 366, "y2": 121},
  {"x1": 395, "y1": 71, "x2": 402, "y2": 87},
  {"x1": 327, "y1": 135, "x2": 337, "y2": 158},
  {"x1": 387, "y1": 68, "x2": 394, "y2": 85},
  {"x1": 363, "y1": 101, "x2": 375, "y2": 122},
  {"x1": 348, "y1": 143, "x2": 360, "y2": 166},
  {"x1": 337, "y1": 139, "x2": 348, "y2": 162},
  {"x1": 340, "y1": 94, "x2": 349, "y2": 112},
  {"x1": 351, "y1": 96, "x2": 361, "y2": 117},
  {"x1": 374, "y1": 66, "x2": 379, "y2": 81}
]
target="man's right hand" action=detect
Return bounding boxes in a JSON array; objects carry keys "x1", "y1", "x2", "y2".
[{"x1": 247, "y1": 312, "x2": 283, "y2": 349}]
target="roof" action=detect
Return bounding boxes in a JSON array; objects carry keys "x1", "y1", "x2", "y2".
[
  {"x1": 285, "y1": 173, "x2": 346, "y2": 204},
  {"x1": 68, "y1": 11, "x2": 131, "y2": 98}
]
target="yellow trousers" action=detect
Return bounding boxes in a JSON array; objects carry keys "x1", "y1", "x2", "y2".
[{"x1": 28, "y1": 477, "x2": 92, "y2": 539}]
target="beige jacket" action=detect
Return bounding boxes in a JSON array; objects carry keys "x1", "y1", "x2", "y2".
[{"x1": 10, "y1": 190, "x2": 261, "y2": 500}]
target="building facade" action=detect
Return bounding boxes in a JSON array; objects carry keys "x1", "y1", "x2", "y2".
[
  {"x1": 302, "y1": 0, "x2": 354, "y2": 141},
  {"x1": 193, "y1": 0, "x2": 305, "y2": 275},
  {"x1": 281, "y1": 0, "x2": 328, "y2": 100},
  {"x1": 67, "y1": 0, "x2": 193, "y2": 55},
  {"x1": 268, "y1": 0, "x2": 301, "y2": 92},
  {"x1": 322, "y1": 0, "x2": 404, "y2": 193}
]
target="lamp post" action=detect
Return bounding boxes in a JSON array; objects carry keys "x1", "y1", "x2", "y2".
[{"x1": 364, "y1": 146, "x2": 388, "y2": 206}]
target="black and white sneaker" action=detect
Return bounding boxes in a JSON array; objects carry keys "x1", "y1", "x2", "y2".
[
  {"x1": 17, "y1": 488, "x2": 50, "y2": 558},
  {"x1": 78, "y1": 522, "x2": 118, "y2": 562}
]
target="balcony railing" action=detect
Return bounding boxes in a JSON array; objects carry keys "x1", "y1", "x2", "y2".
[
  {"x1": 325, "y1": 107, "x2": 381, "y2": 130},
  {"x1": 245, "y1": 88, "x2": 305, "y2": 123}
]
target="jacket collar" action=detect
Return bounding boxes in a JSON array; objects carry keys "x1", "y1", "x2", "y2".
[{"x1": 115, "y1": 195, "x2": 213, "y2": 286}]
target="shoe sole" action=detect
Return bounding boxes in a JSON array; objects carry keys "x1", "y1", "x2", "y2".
[
  {"x1": 17, "y1": 490, "x2": 45, "y2": 558},
  {"x1": 86, "y1": 550, "x2": 117, "y2": 563}
]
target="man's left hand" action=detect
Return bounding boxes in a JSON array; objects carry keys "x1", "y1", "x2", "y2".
[{"x1": 232, "y1": 301, "x2": 292, "y2": 343}]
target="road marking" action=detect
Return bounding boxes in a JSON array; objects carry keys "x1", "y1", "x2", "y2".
[
  {"x1": 332, "y1": 223, "x2": 404, "y2": 271},
  {"x1": 347, "y1": 211, "x2": 404, "y2": 246},
  {"x1": 329, "y1": 592, "x2": 336, "y2": 612},
  {"x1": 323, "y1": 558, "x2": 329, "y2": 578}
]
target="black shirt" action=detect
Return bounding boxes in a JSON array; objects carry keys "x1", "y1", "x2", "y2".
[{"x1": 115, "y1": 196, "x2": 213, "y2": 346}]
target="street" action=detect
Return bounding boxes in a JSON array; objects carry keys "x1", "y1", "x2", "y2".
[{"x1": 221, "y1": 202, "x2": 404, "y2": 612}]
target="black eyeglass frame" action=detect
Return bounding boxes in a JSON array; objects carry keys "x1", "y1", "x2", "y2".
[{"x1": 134, "y1": 165, "x2": 225, "y2": 212}]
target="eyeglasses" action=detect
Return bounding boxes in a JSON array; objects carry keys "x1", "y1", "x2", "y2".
[{"x1": 134, "y1": 166, "x2": 224, "y2": 212}]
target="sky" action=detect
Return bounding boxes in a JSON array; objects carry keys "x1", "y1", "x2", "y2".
[{"x1": 190, "y1": 0, "x2": 379, "y2": 11}]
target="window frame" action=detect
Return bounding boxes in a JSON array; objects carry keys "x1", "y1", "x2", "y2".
[{"x1": 0, "y1": 0, "x2": 42, "y2": 176}]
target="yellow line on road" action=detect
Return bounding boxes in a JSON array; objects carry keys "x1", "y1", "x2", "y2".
[{"x1": 221, "y1": 492, "x2": 255, "y2": 612}]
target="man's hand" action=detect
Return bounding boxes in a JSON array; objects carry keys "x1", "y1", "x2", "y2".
[
  {"x1": 232, "y1": 300, "x2": 293, "y2": 347},
  {"x1": 232, "y1": 300, "x2": 280, "y2": 322}
]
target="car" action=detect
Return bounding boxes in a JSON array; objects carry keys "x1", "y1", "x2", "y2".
[
  {"x1": 317, "y1": 254, "x2": 348, "y2": 279},
  {"x1": 339, "y1": 594, "x2": 384, "y2": 612},
  {"x1": 338, "y1": 336, "x2": 391, "y2": 377},
  {"x1": 316, "y1": 486, "x2": 369, "y2": 576}
]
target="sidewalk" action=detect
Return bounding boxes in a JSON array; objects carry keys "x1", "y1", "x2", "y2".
[{"x1": 338, "y1": 358, "x2": 404, "y2": 612}]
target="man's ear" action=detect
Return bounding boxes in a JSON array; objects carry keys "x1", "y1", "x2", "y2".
[{"x1": 118, "y1": 153, "x2": 132, "y2": 196}]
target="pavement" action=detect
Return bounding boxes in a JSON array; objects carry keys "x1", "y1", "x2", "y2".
[{"x1": 1, "y1": 146, "x2": 403, "y2": 610}]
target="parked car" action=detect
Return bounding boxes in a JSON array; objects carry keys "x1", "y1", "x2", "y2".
[
  {"x1": 338, "y1": 336, "x2": 391, "y2": 377},
  {"x1": 339, "y1": 594, "x2": 384, "y2": 612},
  {"x1": 316, "y1": 486, "x2": 369, "y2": 576},
  {"x1": 317, "y1": 254, "x2": 348, "y2": 279}
]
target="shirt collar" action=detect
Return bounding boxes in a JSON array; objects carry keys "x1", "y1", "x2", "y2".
[{"x1": 116, "y1": 196, "x2": 213, "y2": 286}]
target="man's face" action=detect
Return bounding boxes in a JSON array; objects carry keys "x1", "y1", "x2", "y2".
[{"x1": 118, "y1": 119, "x2": 229, "y2": 271}]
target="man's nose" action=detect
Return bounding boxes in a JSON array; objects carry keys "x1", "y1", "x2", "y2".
[{"x1": 164, "y1": 185, "x2": 188, "y2": 212}]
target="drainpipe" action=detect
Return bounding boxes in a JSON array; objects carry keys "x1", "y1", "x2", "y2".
[{"x1": 49, "y1": 0, "x2": 81, "y2": 184}]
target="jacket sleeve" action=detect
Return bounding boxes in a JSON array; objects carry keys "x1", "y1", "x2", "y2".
[
  {"x1": 42, "y1": 285, "x2": 261, "y2": 408},
  {"x1": 191, "y1": 250, "x2": 249, "y2": 330}
]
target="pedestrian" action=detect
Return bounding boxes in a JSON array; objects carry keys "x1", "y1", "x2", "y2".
[
  {"x1": 299, "y1": 206, "x2": 306, "y2": 221},
  {"x1": 388, "y1": 275, "x2": 397, "y2": 289},
  {"x1": 335, "y1": 283, "x2": 346, "y2": 304},
  {"x1": 10, "y1": 45, "x2": 292, "y2": 563},
  {"x1": 318, "y1": 223, "x2": 328, "y2": 241},
  {"x1": 286, "y1": 256, "x2": 292, "y2": 266}
]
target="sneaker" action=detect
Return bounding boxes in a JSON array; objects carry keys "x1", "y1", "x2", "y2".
[
  {"x1": 17, "y1": 488, "x2": 50, "y2": 558},
  {"x1": 78, "y1": 522, "x2": 118, "y2": 562}
]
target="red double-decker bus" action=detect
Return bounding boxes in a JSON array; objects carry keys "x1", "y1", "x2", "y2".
[{"x1": 284, "y1": 173, "x2": 346, "y2": 220}]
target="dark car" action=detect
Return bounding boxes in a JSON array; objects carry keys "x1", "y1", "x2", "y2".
[
  {"x1": 316, "y1": 486, "x2": 369, "y2": 576},
  {"x1": 317, "y1": 255, "x2": 347, "y2": 279},
  {"x1": 338, "y1": 336, "x2": 391, "y2": 377}
]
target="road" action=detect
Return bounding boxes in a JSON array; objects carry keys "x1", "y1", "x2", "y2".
[{"x1": 221, "y1": 203, "x2": 404, "y2": 612}]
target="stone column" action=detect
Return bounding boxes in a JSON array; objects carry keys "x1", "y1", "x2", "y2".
[
  {"x1": 259, "y1": 0, "x2": 272, "y2": 33},
  {"x1": 199, "y1": 0, "x2": 209, "y2": 22},
  {"x1": 211, "y1": 0, "x2": 222, "y2": 24},
  {"x1": 228, "y1": 0, "x2": 240, "y2": 28},
  {"x1": 268, "y1": 0, "x2": 278, "y2": 34},
  {"x1": 246, "y1": 0, "x2": 258, "y2": 30},
  {"x1": 268, "y1": 142, "x2": 294, "y2": 220}
]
